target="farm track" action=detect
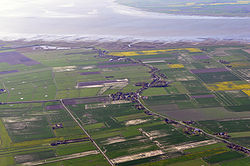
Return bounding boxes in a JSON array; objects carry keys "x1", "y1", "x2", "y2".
[
  {"x1": 0, "y1": 67, "x2": 52, "y2": 79},
  {"x1": 0, "y1": 47, "x2": 249, "y2": 165},
  {"x1": 0, "y1": 96, "x2": 108, "y2": 105},
  {"x1": 138, "y1": 97, "x2": 250, "y2": 152},
  {"x1": 22, "y1": 150, "x2": 100, "y2": 166},
  {"x1": 99, "y1": 48, "x2": 250, "y2": 155},
  {"x1": 0, "y1": 146, "x2": 54, "y2": 157},
  {"x1": 60, "y1": 99, "x2": 114, "y2": 166}
]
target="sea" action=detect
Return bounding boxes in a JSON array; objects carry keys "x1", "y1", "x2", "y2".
[{"x1": 0, "y1": 0, "x2": 249, "y2": 42}]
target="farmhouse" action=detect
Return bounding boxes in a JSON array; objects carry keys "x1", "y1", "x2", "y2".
[
  {"x1": 0, "y1": 89, "x2": 7, "y2": 94},
  {"x1": 52, "y1": 123, "x2": 63, "y2": 130}
]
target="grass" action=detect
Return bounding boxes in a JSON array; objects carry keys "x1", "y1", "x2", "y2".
[
  {"x1": 92, "y1": 121, "x2": 164, "y2": 140},
  {"x1": 231, "y1": 137, "x2": 250, "y2": 148},
  {"x1": 12, "y1": 137, "x2": 64, "y2": 147},
  {"x1": 6, "y1": 116, "x2": 55, "y2": 143},
  {"x1": 42, "y1": 154, "x2": 110, "y2": 166},
  {"x1": 2, "y1": 70, "x2": 56, "y2": 102},
  {"x1": 194, "y1": 97, "x2": 221, "y2": 107},
  {"x1": 145, "y1": 94, "x2": 189, "y2": 105},
  {"x1": 229, "y1": 131, "x2": 250, "y2": 138},
  {"x1": 225, "y1": 49, "x2": 250, "y2": 59},
  {"x1": 56, "y1": 141, "x2": 96, "y2": 156},
  {"x1": 226, "y1": 105, "x2": 250, "y2": 112},
  {"x1": 220, "y1": 157, "x2": 250, "y2": 166},
  {"x1": 184, "y1": 143, "x2": 227, "y2": 153},
  {"x1": 196, "y1": 72, "x2": 240, "y2": 83},
  {"x1": 197, "y1": 119, "x2": 250, "y2": 133},
  {"x1": 0, "y1": 44, "x2": 249, "y2": 165},
  {"x1": 53, "y1": 126, "x2": 84, "y2": 137},
  {"x1": 115, "y1": 113, "x2": 148, "y2": 122},
  {"x1": 79, "y1": 88, "x2": 101, "y2": 97},
  {"x1": 141, "y1": 124, "x2": 208, "y2": 145},
  {"x1": 203, "y1": 151, "x2": 245, "y2": 164},
  {"x1": 0, "y1": 119, "x2": 12, "y2": 148},
  {"x1": 168, "y1": 158, "x2": 208, "y2": 166},
  {"x1": 142, "y1": 87, "x2": 167, "y2": 96},
  {"x1": 15, "y1": 150, "x2": 56, "y2": 164},
  {"x1": 0, "y1": 156, "x2": 15, "y2": 166},
  {"x1": 92, "y1": 130, "x2": 122, "y2": 140},
  {"x1": 106, "y1": 140, "x2": 159, "y2": 159},
  {"x1": 170, "y1": 82, "x2": 189, "y2": 94},
  {"x1": 137, "y1": 146, "x2": 228, "y2": 166},
  {"x1": 181, "y1": 80, "x2": 209, "y2": 94},
  {"x1": 126, "y1": 0, "x2": 250, "y2": 17},
  {"x1": 176, "y1": 101, "x2": 196, "y2": 109},
  {"x1": 84, "y1": 123, "x2": 105, "y2": 130},
  {"x1": 214, "y1": 91, "x2": 238, "y2": 106}
]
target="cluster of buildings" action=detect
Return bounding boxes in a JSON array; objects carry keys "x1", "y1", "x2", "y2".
[
  {"x1": 144, "y1": 110, "x2": 153, "y2": 115},
  {"x1": 0, "y1": 89, "x2": 7, "y2": 94},
  {"x1": 227, "y1": 142, "x2": 250, "y2": 154},
  {"x1": 100, "y1": 49, "x2": 250, "y2": 156},
  {"x1": 214, "y1": 132, "x2": 231, "y2": 139},
  {"x1": 134, "y1": 65, "x2": 169, "y2": 94},
  {"x1": 110, "y1": 92, "x2": 139, "y2": 102},
  {"x1": 182, "y1": 120, "x2": 195, "y2": 125},
  {"x1": 219, "y1": 60, "x2": 230, "y2": 64},
  {"x1": 183, "y1": 126, "x2": 203, "y2": 135},
  {"x1": 110, "y1": 92, "x2": 145, "y2": 111},
  {"x1": 159, "y1": 73, "x2": 168, "y2": 79},
  {"x1": 51, "y1": 123, "x2": 63, "y2": 130},
  {"x1": 33, "y1": 45, "x2": 71, "y2": 50},
  {"x1": 164, "y1": 118, "x2": 178, "y2": 125},
  {"x1": 219, "y1": 60, "x2": 232, "y2": 67}
]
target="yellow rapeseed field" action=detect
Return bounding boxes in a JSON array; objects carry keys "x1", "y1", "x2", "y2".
[
  {"x1": 229, "y1": 62, "x2": 250, "y2": 68},
  {"x1": 209, "y1": 1, "x2": 250, "y2": 5},
  {"x1": 109, "y1": 48, "x2": 202, "y2": 57},
  {"x1": 168, "y1": 64, "x2": 184, "y2": 68},
  {"x1": 207, "y1": 81, "x2": 250, "y2": 91},
  {"x1": 242, "y1": 89, "x2": 250, "y2": 96}
]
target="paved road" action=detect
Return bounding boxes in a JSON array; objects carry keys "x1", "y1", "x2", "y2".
[
  {"x1": 138, "y1": 97, "x2": 250, "y2": 151},
  {"x1": 0, "y1": 96, "x2": 108, "y2": 105},
  {"x1": 60, "y1": 99, "x2": 114, "y2": 166},
  {"x1": 23, "y1": 150, "x2": 99, "y2": 166}
]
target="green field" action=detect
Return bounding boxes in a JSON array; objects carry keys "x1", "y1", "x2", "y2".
[
  {"x1": 0, "y1": 42, "x2": 249, "y2": 165},
  {"x1": 204, "y1": 151, "x2": 245, "y2": 164},
  {"x1": 116, "y1": 0, "x2": 250, "y2": 17}
]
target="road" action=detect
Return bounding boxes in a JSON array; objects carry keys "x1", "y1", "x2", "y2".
[
  {"x1": 0, "y1": 96, "x2": 108, "y2": 105},
  {"x1": 138, "y1": 97, "x2": 250, "y2": 151},
  {"x1": 23, "y1": 150, "x2": 99, "y2": 166},
  {"x1": 60, "y1": 99, "x2": 114, "y2": 166}
]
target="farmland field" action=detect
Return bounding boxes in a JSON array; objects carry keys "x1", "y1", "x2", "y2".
[
  {"x1": 0, "y1": 41, "x2": 249, "y2": 165},
  {"x1": 116, "y1": 0, "x2": 250, "y2": 17}
]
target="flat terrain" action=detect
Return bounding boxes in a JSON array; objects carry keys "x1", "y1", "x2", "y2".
[
  {"x1": 0, "y1": 40, "x2": 249, "y2": 165},
  {"x1": 116, "y1": 0, "x2": 250, "y2": 17}
]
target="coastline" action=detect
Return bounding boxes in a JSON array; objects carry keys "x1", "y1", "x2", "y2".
[
  {"x1": 0, "y1": 0, "x2": 249, "y2": 44},
  {"x1": 1, "y1": 37, "x2": 249, "y2": 52},
  {"x1": 114, "y1": 0, "x2": 250, "y2": 18},
  {"x1": 0, "y1": 31, "x2": 250, "y2": 44}
]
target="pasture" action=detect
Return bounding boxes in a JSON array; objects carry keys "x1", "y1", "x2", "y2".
[{"x1": 0, "y1": 43, "x2": 249, "y2": 165}]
